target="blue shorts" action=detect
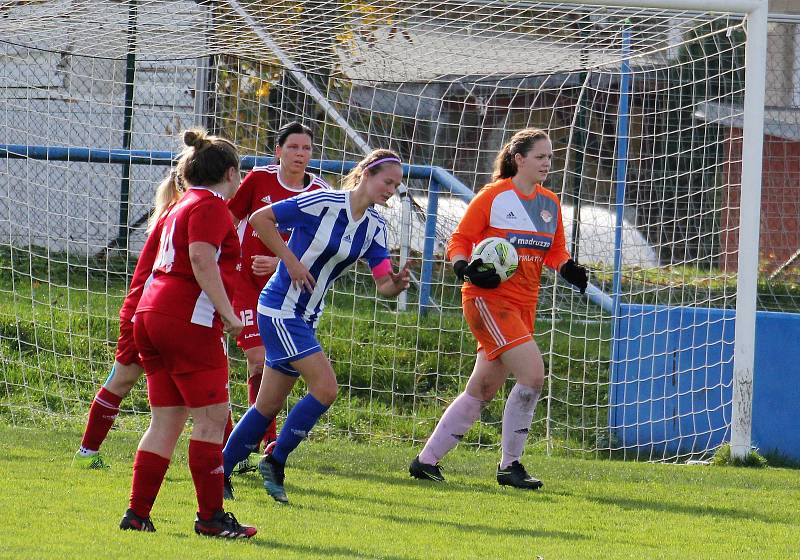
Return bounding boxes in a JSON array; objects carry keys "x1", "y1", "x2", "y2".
[{"x1": 257, "y1": 314, "x2": 322, "y2": 377}]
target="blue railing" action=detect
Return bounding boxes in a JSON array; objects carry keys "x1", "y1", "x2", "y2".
[{"x1": 1, "y1": 143, "x2": 610, "y2": 313}]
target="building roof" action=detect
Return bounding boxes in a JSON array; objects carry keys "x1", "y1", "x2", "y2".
[{"x1": 695, "y1": 101, "x2": 800, "y2": 142}]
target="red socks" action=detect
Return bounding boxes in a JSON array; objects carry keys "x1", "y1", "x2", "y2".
[
  {"x1": 223, "y1": 410, "x2": 233, "y2": 447},
  {"x1": 188, "y1": 439, "x2": 224, "y2": 521},
  {"x1": 80, "y1": 387, "x2": 122, "y2": 452},
  {"x1": 129, "y1": 450, "x2": 170, "y2": 519},
  {"x1": 248, "y1": 374, "x2": 277, "y2": 445},
  {"x1": 129, "y1": 441, "x2": 224, "y2": 521},
  {"x1": 247, "y1": 373, "x2": 262, "y2": 406},
  {"x1": 266, "y1": 417, "x2": 277, "y2": 443}
]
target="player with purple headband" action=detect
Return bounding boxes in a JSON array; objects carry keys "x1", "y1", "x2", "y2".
[{"x1": 221, "y1": 149, "x2": 410, "y2": 503}]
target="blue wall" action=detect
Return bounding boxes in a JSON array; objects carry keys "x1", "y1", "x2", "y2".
[{"x1": 610, "y1": 304, "x2": 800, "y2": 460}]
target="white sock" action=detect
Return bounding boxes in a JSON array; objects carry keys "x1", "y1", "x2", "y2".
[
  {"x1": 500, "y1": 384, "x2": 540, "y2": 469},
  {"x1": 419, "y1": 392, "x2": 484, "y2": 465},
  {"x1": 78, "y1": 447, "x2": 98, "y2": 457}
]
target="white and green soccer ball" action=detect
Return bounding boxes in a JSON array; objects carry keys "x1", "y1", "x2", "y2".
[{"x1": 470, "y1": 236, "x2": 519, "y2": 282}]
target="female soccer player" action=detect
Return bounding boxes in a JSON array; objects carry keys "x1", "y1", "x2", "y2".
[
  {"x1": 119, "y1": 129, "x2": 256, "y2": 539},
  {"x1": 73, "y1": 167, "x2": 186, "y2": 469},
  {"x1": 227, "y1": 121, "x2": 328, "y2": 470},
  {"x1": 222, "y1": 149, "x2": 410, "y2": 503},
  {"x1": 409, "y1": 128, "x2": 587, "y2": 489}
]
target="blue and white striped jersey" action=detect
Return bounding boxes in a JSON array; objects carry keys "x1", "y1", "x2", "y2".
[{"x1": 256, "y1": 190, "x2": 390, "y2": 327}]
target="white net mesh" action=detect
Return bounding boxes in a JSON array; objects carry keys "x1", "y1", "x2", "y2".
[{"x1": 1, "y1": 0, "x2": 795, "y2": 462}]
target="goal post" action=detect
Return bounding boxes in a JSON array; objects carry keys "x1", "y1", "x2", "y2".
[
  {"x1": 730, "y1": 0, "x2": 768, "y2": 461},
  {"x1": 1, "y1": 0, "x2": 787, "y2": 462}
]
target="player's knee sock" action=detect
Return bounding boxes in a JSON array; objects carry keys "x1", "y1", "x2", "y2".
[
  {"x1": 222, "y1": 409, "x2": 233, "y2": 447},
  {"x1": 80, "y1": 386, "x2": 123, "y2": 453},
  {"x1": 189, "y1": 439, "x2": 224, "y2": 521},
  {"x1": 500, "y1": 383, "x2": 540, "y2": 469},
  {"x1": 270, "y1": 393, "x2": 329, "y2": 465},
  {"x1": 248, "y1": 373, "x2": 276, "y2": 445},
  {"x1": 419, "y1": 392, "x2": 483, "y2": 465},
  {"x1": 129, "y1": 450, "x2": 170, "y2": 519},
  {"x1": 247, "y1": 373, "x2": 262, "y2": 406},
  {"x1": 222, "y1": 406, "x2": 272, "y2": 476},
  {"x1": 265, "y1": 417, "x2": 277, "y2": 443}
]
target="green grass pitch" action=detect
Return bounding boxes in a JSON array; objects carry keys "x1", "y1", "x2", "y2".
[{"x1": 0, "y1": 425, "x2": 798, "y2": 559}]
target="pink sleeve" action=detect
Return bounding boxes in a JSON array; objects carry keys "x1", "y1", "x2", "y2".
[{"x1": 371, "y1": 259, "x2": 392, "y2": 279}]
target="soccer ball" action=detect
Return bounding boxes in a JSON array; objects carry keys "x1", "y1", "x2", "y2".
[{"x1": 471, "y1": 237, "x2": 519, "y2": 282}]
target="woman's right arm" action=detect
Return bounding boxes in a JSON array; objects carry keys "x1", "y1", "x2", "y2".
[
  {"x1": 447, "y1": 189, "x2": 500, "y2": 287},
  {"x1": 447, "y1": 189, "x2": 490, "y2": 265},
  {"x1": 249, "y1": 206, "x2": 315, "y2": 292}
]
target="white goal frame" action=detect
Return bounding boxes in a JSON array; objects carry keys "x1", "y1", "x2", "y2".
[{"x1": 228, "y1": 0, "x2": 769, "y2": 461}]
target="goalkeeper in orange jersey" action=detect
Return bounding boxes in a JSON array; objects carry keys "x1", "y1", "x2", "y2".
[{"x1": 409, "y1": 128, "x2": 588, "y2": 489}]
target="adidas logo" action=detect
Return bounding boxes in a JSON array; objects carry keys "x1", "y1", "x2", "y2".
[
  {"x1": 261, "y1": 195, "x2": 272, "y2": 204},
  {"x1": 506, "y1": 211, "x2": 517, "y2": 219},
  {"x1": 343, "y1": 234, "x2": 353, "y2": 243},
  {"x1": 244, "y1": 443, "x2": 259, "y2": 450},
  {"x1": 291, "y1": 429, "x2": 308, "y2": 439},
  {"x1": 451, "y1": 433, "x2": 465, "y2": 441},
  {"x1": 514, "y1": 428, "x2": 529, "y2": 435},
  {"x1": 210, "y1": 465, "x2": 225, "y2": 475}
]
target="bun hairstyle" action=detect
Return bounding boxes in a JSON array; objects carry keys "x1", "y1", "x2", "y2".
[
  {"x1": 180, "y1": 128, "x2": 239, "y2": 187},
  {"x1": 341, "y1": 149, "x2": 402, "y2": 191},
  {"x1": 492, "y1": 128, "x2": 550, "y2": 180},
  {"x1": 147, "y1": 128, "x2": 239, "y2": 232}
]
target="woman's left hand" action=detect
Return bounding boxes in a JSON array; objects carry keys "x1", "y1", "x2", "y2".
[{"x1": 388, "y1": 263, "x2": 411, "y2": 295}]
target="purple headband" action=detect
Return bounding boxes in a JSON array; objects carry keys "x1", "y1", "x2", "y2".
[{"x1": 364, "y1": 156, "x2": 401, "y2": 171}]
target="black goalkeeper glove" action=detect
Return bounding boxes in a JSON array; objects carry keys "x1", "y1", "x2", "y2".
[
  {"x1": 454, "y1": 259, "x2": 501, "y2": 289},
  {"x1": 559, "y1": 259, "x2": 588, "y2": 294}
]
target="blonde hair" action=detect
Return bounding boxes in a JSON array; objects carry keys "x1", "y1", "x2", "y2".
[
  {"x1": 147, "y1": 128, "x2": 240, "y2": 231},
  {"x1": 341, "y1": 149, "x2": 402, "y2": 190},
  {"x1": 148, "y1": 166, "x2": 185, "y2": 232},
  {"x1": 492, "y1": 128, "x2": 550, "y2": 181}
]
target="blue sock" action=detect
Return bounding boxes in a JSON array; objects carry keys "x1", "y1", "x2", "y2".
[
  {"x1": 271, "y1": 393, "x2": 329, "y2": 465},
  {"x1": 222, "y1": 406, "x2": 273, "y2": 476}
]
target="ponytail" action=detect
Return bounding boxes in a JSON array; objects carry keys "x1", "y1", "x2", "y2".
[{"x1": 147, "y1": 168, "x2": 184, "y2": 232}]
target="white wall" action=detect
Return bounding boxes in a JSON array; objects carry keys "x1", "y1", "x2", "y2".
[{"x1": 0, "y1": 1, "x2": 207, "y2": 255}]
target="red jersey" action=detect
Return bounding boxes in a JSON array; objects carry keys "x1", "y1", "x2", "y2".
[
  {"x1": 228, "y1": 165, "x2": 328, "y2": 298},
  {"x1": 137, "y1": 187, "x2": 240, "y2": 330},
  {"x1": 447, "y1": 178, "x2": 571, "y2": 311},
  {"x1": 118, "y1": 207, "x2": 174, "y2": 324}
]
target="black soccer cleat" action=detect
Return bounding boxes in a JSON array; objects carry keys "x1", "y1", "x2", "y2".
[
  {"x1": 409, "y1": 455, "x2": 445, "y2": 482},
  {"x1": 223, "y1": 475, "x2": 235, "y2": 500},
  {"x1": 496, "y1": 461, "x2": 543, "y2": 490},
  {"x1": 258, "y1": 453, "x2": 288, "y2": 503},
  {"x1": 119, "y1": 508, "x2": 156, "y2": 532},
  {"x1": 194, "y1": 510, "x2": 257, "y2": 539}
]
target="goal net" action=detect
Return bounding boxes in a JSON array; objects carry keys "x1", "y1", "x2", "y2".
[{"x1": 1, "y1": 0, "x2": 791, "y2": 461}]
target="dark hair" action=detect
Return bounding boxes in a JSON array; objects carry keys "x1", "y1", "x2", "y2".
[
  {"x1": 341, "y1": 149, "x2": 402, "y2": 190},
  {"x1": 276, "y1": 121, "x2": 314, "y2": 146},
  {"x1": 492, "y1": 128, "x2": 550, "y2": 180},
  {"x1": 180, "y1": 128, "x2": 240, "y2": 187}
]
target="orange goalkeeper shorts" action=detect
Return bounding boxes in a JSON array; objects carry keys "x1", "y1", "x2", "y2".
[{"x1": 462, "y1": 296, "x2": 535, "y2": 361}]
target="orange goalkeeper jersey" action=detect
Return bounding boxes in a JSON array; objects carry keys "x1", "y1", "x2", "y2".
[{"x1": 447, "y1": 178, "x2": 571, "y2": 311}]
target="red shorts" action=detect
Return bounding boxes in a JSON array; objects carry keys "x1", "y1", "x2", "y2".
[
  {"x1": 114, "y1": 317, "x2": 142, "y2": 366},
  {"x1": 234, "y1": 287, "x2": 263, "y2": 351},
  {"x1": 463, "y1": 297, "x2": 535, "y2": 361},
  {"x1": 145, "y1": 367, "x2": 229, "y2": 408},
  {"x1": 134, "y1": 311, "x2": 229, "y2": 408}
]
